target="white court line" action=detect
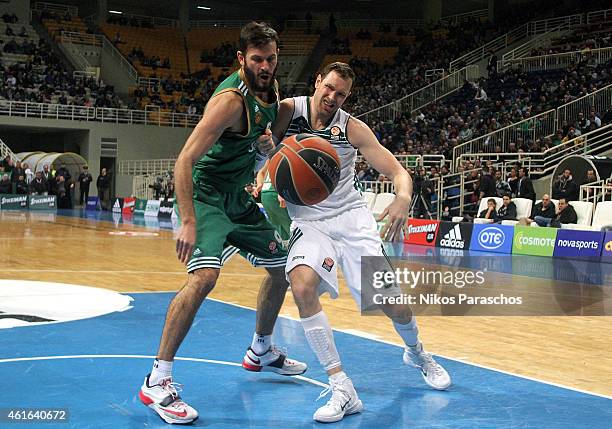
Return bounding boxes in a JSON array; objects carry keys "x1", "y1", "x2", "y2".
[
  {"x1": 1, "y1": 269, "x2": 264, "y2": 277},
  {"x1": 0, "y1": 354, "x2": 327, "y2": 388}
]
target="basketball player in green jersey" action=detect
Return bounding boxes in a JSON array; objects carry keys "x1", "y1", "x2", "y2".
[
  {"x1": 253, "y1": 159, "x2": 292, "y2": 245},
  {"x1": 139, "y1": 22, "x2": 306, "y2": 424}
]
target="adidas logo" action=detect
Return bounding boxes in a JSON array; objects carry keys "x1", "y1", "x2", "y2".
[
  {"x1": 439, "y1": 224, "x2": 466, "y2": 249},
  {"x1": 193, "y1": 248, "x2": 202, "y2": 256}
]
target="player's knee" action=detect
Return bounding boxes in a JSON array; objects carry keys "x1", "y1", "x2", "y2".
[
  {"x1": 188, "y1": 268, "x2": 219, "y2": 299},
  {"x1": 288, "y1": 266, "x2": 319, "y2": 305},
  {"x1": 265, "y1": 266, "x2": 289, "y2": 289},
  {"x1": 381, "y1": 303, "x2": 413, "y2": 324}
]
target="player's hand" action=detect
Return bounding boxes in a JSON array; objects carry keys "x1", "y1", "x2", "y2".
[
  {"x1": 377, "y1": 194, "x2": 411, "y2": 242},
  {"x1": 176, "y1": 221, "x2": 196, "y2": 264},
  {"x1": 257, "y1": 129, "x2": 276, "y2": 157},
  {"x1": 252, "y1": 182, "x2": 263, "y2": 198},
  {"x1": 278, "y1": 195, "x2": 286, "y2": 208}
]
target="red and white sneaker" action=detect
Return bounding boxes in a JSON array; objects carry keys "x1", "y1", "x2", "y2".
[
  {"x1": 242, "y1": 346, "x2": 307, "y2": 376},
  {"x1": 138, "y1": 375, "x2": 198, "y2": 424}
]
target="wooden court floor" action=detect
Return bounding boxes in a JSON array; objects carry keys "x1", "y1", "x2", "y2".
[{"x1": 1, "y1": 212, "x2": 611, "y2": 397}]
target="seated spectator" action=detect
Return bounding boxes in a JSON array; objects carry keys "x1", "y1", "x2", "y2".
[
  {"x1": 30, "y1": 171, "x2": 48, "y2": 195},
  {"x1": 550, "y1": 198, "x2": 578, "y2": 228},
  {"x1": 495, "y1": 194, "x2": 517, "y2": 222},
  {"x1": 15, "y1": 175, "x2": 28, "y2": 194},
  {"x1": 478, "y1": 198, "x2": 497, "y2": 220},
  {"x1": 523, "y1": 194, "x2": 557, "y2": 226},
  {"x1": 0, "y1": 173, "x2": 11, "y2": 193},
  {"x1": 552, "y1": 168, "x2": 579, "y2": 201}
]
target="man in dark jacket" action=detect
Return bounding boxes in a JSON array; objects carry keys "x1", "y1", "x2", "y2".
[
  {"x1": 551, "y1": 198, "x2": 578, "y2": 228},
  {"x1": 11, "y1": 161, "x2": 24, "y2": 194},
  {"x1": 15, "y1": 175, "x2": 28, "y2": 194},
  {"x1": 479, "y1": 166, "x2": 496, "y2": 200},
  {"x1": 516, "y1": 167, "x2": 536, "y2": 202},
  {"x1": 97, "y1": 168, "x2": 111, "y2": 210},
  {"x1": 494, "y1": 169, "x2": 512, "y2": 197},
  {"x1": 552, "y1": 169, "x2": 579, "y2": 201},
  {"x1": 495, "y1": 194, "x2": 517, "y2": 222},
  {"x1": 0, "y1": 173, "x2": 11, "y2": 193},
  {"x1": 42, "y1": 164, "x2": 55, "y2": 194},
  {"x1": 30, "y1": 171, "x2": 48, "y2": 195},
  {"x1": 78, "y1": 165, "x2": 93, "y2": 205},
  {"x1": 529, "y1": 194, "x2": 556, "y2": 226}
]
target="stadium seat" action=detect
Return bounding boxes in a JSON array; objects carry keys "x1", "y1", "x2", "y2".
[
  {"x1": 371, "y1": 193, "x2": 395, "y2": 217},
  {"x1": 474, "y1": 218, "x2": 494, "y2": 224},
  {"x1": 501, "y1": 220, "x2": 519, "y2": 226},
  {"x1": 560, "y1": 201, "x2": 594, "y2": 229},
  {"x1": 513, "y1": 198, "x2": 533, "y2": 220},
  {"x1": 362, "y1": 191, "x2": 377, "y2": 210},
  {"x1": 451, "y1": 216, "x2": 463, "y2": 223},
  {"x1": 590, "y1": 201, "x2": 612, "y2": 231}
]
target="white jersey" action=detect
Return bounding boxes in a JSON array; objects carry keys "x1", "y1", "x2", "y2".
[{"x1": 284, "y1": 96, "x2": 366, "y2": 221}]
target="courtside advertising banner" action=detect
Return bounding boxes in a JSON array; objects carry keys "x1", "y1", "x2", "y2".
[
  {"x1": 28, "y1": 195, "x2": 57, "y2": 210},
  {"x1": 144, "y1": 200, "x2": 161, "y2": 217},
  {"x1": 122, "y1": 197, "x2": 136, "y2": 214},
  {"x1": 134, "y1": 198, "x2": 147, "y2": 215},
  {"x1": 112, "y1": 198, "x2": 124, "y2": 213},
  {"x1": 158, "y1": 200, "x2": 174, "y2": 218},
  {"x1": 435, "y1": 221, "x2": 473, "y2": 250},
  {"x1": 470, "y1": 224, "x2": 514, "y2": 254},
  {"x1": 0, "y1": 194, "x2": 28, "y2": 209},
  {"x1": 599, "y1": 232, "x2": 612, "y2": 263},
  {"x1": 403, "y1": 219, "x2": 440, "y2": 246},
  {"x1": 86, "y1": 196, "x2": 101, "y2": 211},
  {"x1": 553, "y1": 230, "x2": 605, "y2": 261},
  {"x1": 512, "y1": 226, "x2": 558, "y2": 257}
]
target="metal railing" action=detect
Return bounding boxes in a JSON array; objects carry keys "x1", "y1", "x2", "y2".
[
  {"x1": 452, "y1": 109, "x2": 557, "y2": 168},
  {"x1": 108, "y1": 13, "x2": 178, "y2": 28},
  {"x1": 33, "y1": 1, "x2": 78, "y2": 17},
  {"x1": 557, "y1": 84, "x2": 612, "y2": 129},
  {"x1": 132, "y1": 175, "x2": 156, "y2": 200},
  {"x1": 356, "y1": 65, "x2": 479, "y2": 124},
  {"x1": 529, "y1": 13, "x2": 582, "y2": 34},
  {"x1": 359, "y1": 180, "x2": 396, "y2": 194},
  {"x1": 498, "y1": 47, "x2": 612, "y2": 73},
  {"x1": 60, "y1": 31, "x2": 103, "y2": 46},
  {"x1": 500, "y1": 24, "x2": 567, "y2": 63},
  {"x1": 335, "y1": 18, "x2": 424, "y2": 29},
  {"x1": 190, "y1": 20, "x2": 248, "y2": 29},
  {"x1": 118, "y1": 159, "x2": 177, "y2": 176},
  {"x1": 440, "y1": 9, "x2": 488, "y2": 25},
  {"x1": 586, "y1": 8, "x2": 612, "y2": 24},
  {"x1": 0, "y1": 138, "x2": 18, "y2": 164},
  {"x1": 0, "y1": 100, "x2": 199, "y2": 128},
  {"x1": 73, "y1": 70, "x2": 97, "y2": 80},
  {"x1": 456, "y1": 125, "x2": 612, "y2": 179},
  {"x1": 101, "y1": 36, "x2": 138, "y2": 83}
]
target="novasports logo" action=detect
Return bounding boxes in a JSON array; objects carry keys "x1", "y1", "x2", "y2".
[
  {"x1": 556, "y1": 239, "x2": 599, "y2": 250},
  {"x1": 407, "y1": 224, "x2": 437, "y2": 234},
  {"x1": 478, "y1": 226, "x2": 505, "y2": 250},
  {"x1": 159, "y1": 205, "x2": 173, "y2": 214},
  {"x1": 1, "y1": 196, "x2": 26, "y2": 204},
  {"x1": 440, "y1": 224, "x2": 465, "y2": 249}
]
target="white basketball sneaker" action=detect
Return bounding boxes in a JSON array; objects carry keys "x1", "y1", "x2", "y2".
[
  {"x1": 242, "y1": 346, "x2": 307, "y2": 376},
  {"x1": 139, "y1": 375, "x2": 198, "y2": 424},
  {"x1": 403, "y1": 344, "x2": 452, "y2": 390},
  {"x1": 313, "y1": 374, "x2": 363, "y2": 423}
]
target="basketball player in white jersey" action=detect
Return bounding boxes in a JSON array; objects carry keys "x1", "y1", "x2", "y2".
[{"x1": 261, "y1": 62, "x2": 451, "y2": 423}]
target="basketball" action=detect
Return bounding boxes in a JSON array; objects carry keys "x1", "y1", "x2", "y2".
[{"x1": 268, "y1": 133, "x2": 341, "y2": 206}]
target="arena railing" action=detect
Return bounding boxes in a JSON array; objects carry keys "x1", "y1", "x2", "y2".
[
  {"x1": 60, "y1": 31, "x2": 103, "y2": 47},
  {"x1": 190, "y1": 20, "x2": 249, "y2": 29},
  {"x1": 580, "y1": 180, "x2": 612, "y2": 207},
  {"x1": 0, "y1": 101, "x2": 200, "y2": 128},
  {"x1": 335, "y1": 19, "x2": 424, "y2": 29},
  {"x1": 556, "y1": 84, "x2": 612, "y2": 130},
  {"x1": 101, "y1": 35, "x2": 138, "y2": 83},
  {"x1": 0, "y1": 138, "x2": 18, "y2": 164},
  {"x1": 440, "y1": 9, "x2": 488, "y2": 26},
  {"x1": 586, "y1": 8, "x2": 612, "y2": 24},
  {"x1": 498, "y1": 47, "x2": 612, "y2": 73},
  {"x1": 118, "y1": 159, "x2": 177, "y2": 176},
  {"x1": 32, "y1": 1, "x2": 78, "y2": 17},
  {"x1": 452, "y1": 109, "x2": 557, "y2": 169},
  {"x1": 500, "y1": 24, "x2": 568, "y2": 64},
  {"x1": 455, "y1": 125, "x2": 612, "y2": 180},
  {"x1": 356, "y1": 64, "x2": 479, "y2": 125}
]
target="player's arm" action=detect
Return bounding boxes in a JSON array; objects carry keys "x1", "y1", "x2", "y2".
[
  {"x1": 253, "y1": 159, "x2": 269, "y2": 198},
  {"x1": 270, "y1": 98, "x2": 295, "y2": 145},
  {"x1": 347, "y1": 116, "x2": 412, "y2": 240},
  {"x1": 174, "y1": 91, "x2": 244, "y2": 263}
]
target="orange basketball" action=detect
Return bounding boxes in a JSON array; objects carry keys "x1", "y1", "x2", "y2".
[{"x1": 268, "y1": 133, "x2": 341, "y2": 206}]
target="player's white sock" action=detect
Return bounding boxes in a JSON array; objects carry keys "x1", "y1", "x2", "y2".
[
  {"x1": 251, "y1": 333, "x2": 272, "y2": 355},
  {"x1": 393, "y1": 318, "x2": 421, "y2": 349},
  {"x1": 329, "y1": 370, "x2": 348, "y2": 383},
  {"x1": 301, "y1": 311, "x2": 341, "y2": 371},
  {"x1": 150, "y1": 358, "x2": 173, "y2": 385}
]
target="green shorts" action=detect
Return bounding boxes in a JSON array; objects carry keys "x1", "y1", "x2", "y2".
[
  {"x1": 261, "y1": 189, "x2": 292, "y2": 242},
  {"x1": 185, "y1": 184, "x2": 287, "y2": 273}
]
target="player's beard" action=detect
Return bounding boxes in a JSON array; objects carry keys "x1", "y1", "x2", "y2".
[{"x1": 243, "y1": 64, "x2": 277, "y2": 93}]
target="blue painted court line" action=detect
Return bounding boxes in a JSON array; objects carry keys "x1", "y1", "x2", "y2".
[{"x1": 1, "y1": 292, "x2": 610, "y2": 429}]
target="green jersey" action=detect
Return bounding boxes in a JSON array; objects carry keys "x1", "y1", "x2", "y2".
[{"x1": 193, "y1": 69, "x2": 278, "y2": 192}]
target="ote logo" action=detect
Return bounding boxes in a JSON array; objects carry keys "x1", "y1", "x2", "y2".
[{"x1": 478, "y1": 226, "x2": 505, "y2": 250}]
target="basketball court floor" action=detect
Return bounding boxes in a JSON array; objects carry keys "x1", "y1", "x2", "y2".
[{"x1": 1, "y1": 210, "x2": 611, "y2": 428}]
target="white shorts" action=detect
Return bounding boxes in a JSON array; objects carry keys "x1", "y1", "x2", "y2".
[{"x1": 286, "y1": 205, "x2": 391, "y2": 308}]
